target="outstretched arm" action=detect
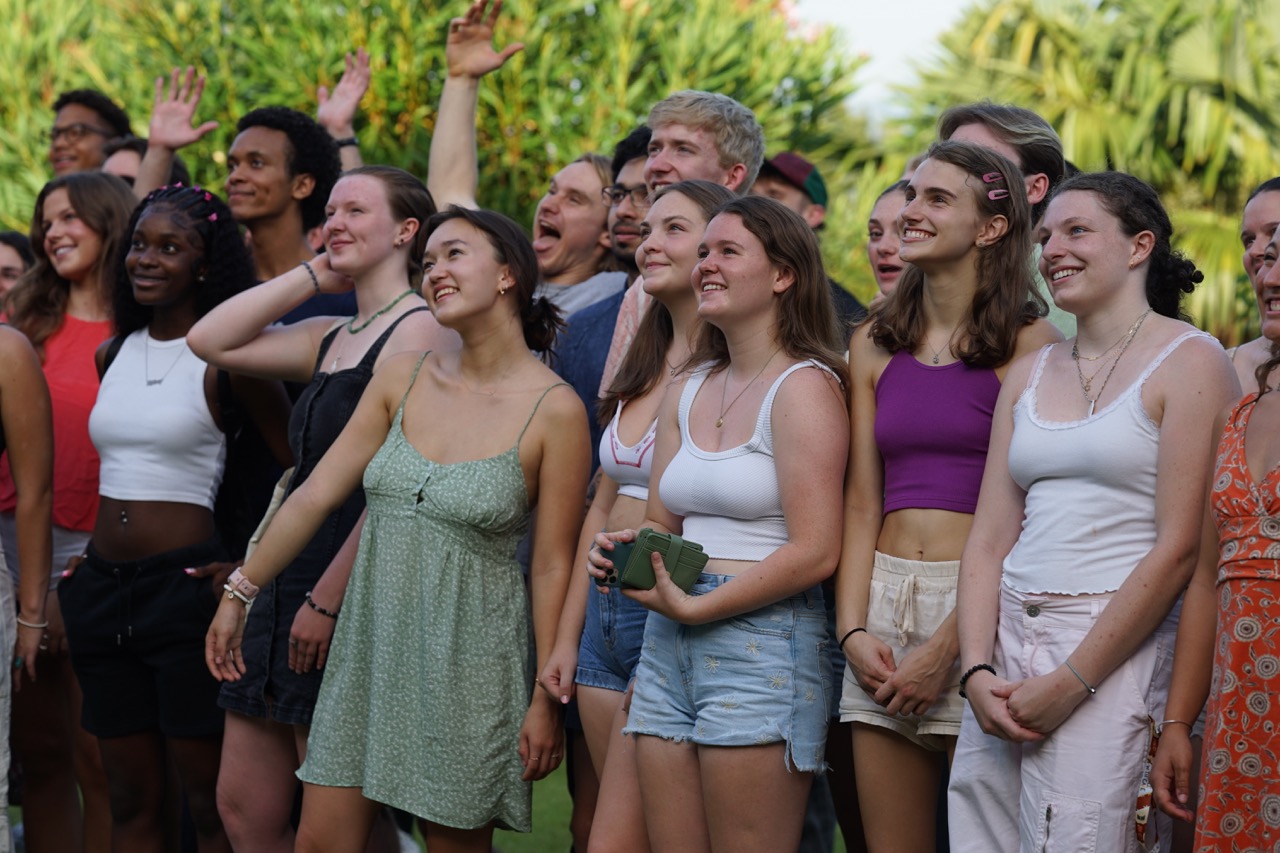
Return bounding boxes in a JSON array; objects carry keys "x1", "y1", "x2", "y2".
[
  {"x1": 136, "y1": 67, "x2": 220, "y2": 199},
  {"x1": 317, "y1": 47, "x2": 371, "y2": 171},
  {"x1": 427, "y1": 0, "x2": 524, "y2": 209}
]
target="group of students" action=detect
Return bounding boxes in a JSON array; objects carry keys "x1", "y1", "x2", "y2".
[{"x1": 0, "y1": 3, "x2": 1278, "y2": 853}]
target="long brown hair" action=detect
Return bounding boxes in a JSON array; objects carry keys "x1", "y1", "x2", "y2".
[
  {"x1": 870, "y1": 140, "x2": 1045, "y2": 368},
  {"x1": 5, "y1": 173, "x2": 135, "y2": 355},
  {"x1": 684, "y1": 195, "x2": 848, "y2": 398},
  {"x1": 599, "y1": 180, "x2": 735, "y2": 427}
]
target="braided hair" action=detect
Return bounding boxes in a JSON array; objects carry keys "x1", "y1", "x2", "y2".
[{"x1": 112, "y1": 184, "x2": 256, "y2": 336}]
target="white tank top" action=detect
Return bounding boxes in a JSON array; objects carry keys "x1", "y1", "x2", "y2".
[
  {"x1": 660, "y1": 360, "x2": 829, "y2": 561},
  {"x1": 1002, "y1": 331, "x2": 1216, "y2": 594},
  {"x1": 89, "y1": 330, "x2": 226, "y2": 510},
  {"x1": 598, "y1": 400, "x2": 657, "y2": 502}
]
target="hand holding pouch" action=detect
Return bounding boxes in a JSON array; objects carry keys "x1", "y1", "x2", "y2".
[{"x1": 602, "y1": 528, "x2": 707, "y2": 592}]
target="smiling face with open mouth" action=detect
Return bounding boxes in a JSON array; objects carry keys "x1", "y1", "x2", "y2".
[
  {"x1": 1037, "y1": 189, "x2": 1143, "y2": 315},
  {"x1": 867, "y1": 188, "x2": 907, "y2": 296},
  {"x1": 531, "y1": 161, "x2": 610, "y2": 285},
  {"x1": 897, "y1": 159, "x2": 990, "y2": 273},
  {"x1": 126, "y1": 206, "x2": 204, "y2": 311},
  {"x1": 692, "y1": 212, "x2": 788, "y2": 329},
  {"x1": 422, "y1": 218, "x2": 511, "y2": 329},
  {"x1": 40, "y1": 188, "x2": 105, "y2": 284}
]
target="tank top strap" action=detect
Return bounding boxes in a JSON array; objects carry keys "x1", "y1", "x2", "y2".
[
  {"x1": 1024, "y1": 343, "x2": 1055, "y2": 396},
  {"x1": 394, "y1": 351, "x2": 432, "y2": 417},
  {"x1": 677, "y1": 366, "x2": 714, "y2": 442},
  {"x1": 516, "y1": 382, "x2": 571, "y2": 445},
  {"x1": 1134, "y1": 330, "x2": 1216, "y2": 392},
  {"x1": 758, "y1": 360, "x2": 833, "y2": 449},
  {"x1": 357, "y1": 306, "x2": 430, "y2": 370}
]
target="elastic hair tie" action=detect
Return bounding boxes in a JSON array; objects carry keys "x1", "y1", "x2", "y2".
[
  {"x1": 982, "y1": 172, "x2": 1003, "y2": 184},
  {"x1": 988, "y1": 189, "x2": 1010, "y2": 201}
]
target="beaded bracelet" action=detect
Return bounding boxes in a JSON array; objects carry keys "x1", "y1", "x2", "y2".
[
  {"x1": 15, "y1": 616, "x2": 49, "y2": 630},
  {"x1": 333, "y1": 137, "x2": 359, "y2": 148},
  {"x1": 305, "y1": 591, "x2": 339, "y2": 619},
  {"x1": 838, "y1": 627, "x2": 866, "y2": 652},
  {"x1": 958, "y1": 663, "x2": 996, "y2": 698},
  {"x1": 301, "y1": 260, "x2": 321, "y2": 294}
]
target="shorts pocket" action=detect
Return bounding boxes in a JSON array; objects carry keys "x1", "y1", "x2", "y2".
[
  {"x1": 1034, "y1": 793, "x2": 1100, "y2": 852},
  {"x1": 727, "y1": 601, "x2": 795, "y2": 639}
]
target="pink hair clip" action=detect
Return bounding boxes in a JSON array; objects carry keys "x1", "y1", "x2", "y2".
[
  {"x1": 987, "y1": 189, "x2": 1009, "y2": 201},
  {"x1": 208, "y1": 212, "x2": 218, "y2": 222},
  {"x1": 982, "y1": 172, "x2": 1003, "y2": 184}
]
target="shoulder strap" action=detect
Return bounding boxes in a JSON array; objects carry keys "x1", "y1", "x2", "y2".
[
  {"x1": 677, "y1": 366, "x2": 712, "y2": 442},
  {"x1": 216, "y1": 369, "x2": 240, "y2": 436},
  {"x1": 360, "y1": 305, "x2": 430, "y2": 368},
  {"x1": 395, "y1": 351, "x2": 431, "y2": 414},
  {"x1": 517, "y1": 381, "x2": 570, "y2": 444},
  {"x1": 100, "y1": 333, "x2": 127, "y2": 377},
  {"x1": 758, "y1": 360, "x2": 833, "y2": 449},
  {"x1": 1135, "y1": 330, "x2": 1216, "y2": 390}
]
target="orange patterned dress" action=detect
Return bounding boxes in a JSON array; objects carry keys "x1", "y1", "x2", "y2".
[{"x1": 1197, "y1": 393, "x2": 1280, "y2": 851}]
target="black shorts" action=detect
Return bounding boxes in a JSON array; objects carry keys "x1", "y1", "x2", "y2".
[{"x1": 58, "y1": 538, "x2": 227, "y2": 739}]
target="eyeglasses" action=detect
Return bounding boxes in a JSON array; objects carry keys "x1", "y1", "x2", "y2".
[
  {"x1": 45, "y1": 123, "x2": 112, "y2": 145},
  {"x1": 602, "y1": 184, "x2": 650, "y2": 208}
]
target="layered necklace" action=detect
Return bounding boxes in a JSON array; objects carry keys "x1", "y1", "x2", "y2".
[
  {"x1": 1072, "y1": 308, "x2": 1151, "y2": 417},
  {"x1": 716, "y1": 348, "x2": 780, "y2": 428}
]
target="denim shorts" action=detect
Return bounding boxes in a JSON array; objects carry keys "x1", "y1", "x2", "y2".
[
  {"x1": 575, "y1": 581, "x2": 649, "y2": 692},
  {"x1": 622, "y1": 574, "x2": 831, "y2": 772}
]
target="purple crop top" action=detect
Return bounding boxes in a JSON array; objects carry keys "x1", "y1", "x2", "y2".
[{"x1": 874, "y1": 350, "x2": 1000, "y2": 514}]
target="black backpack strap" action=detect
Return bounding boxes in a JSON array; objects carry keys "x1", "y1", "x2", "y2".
[
  {"x1": 100, "y1": 334, "x2": 126, "y2": 377},
  {"x1": 216, "y1": 369, "x2": 242, "y2": 437}
]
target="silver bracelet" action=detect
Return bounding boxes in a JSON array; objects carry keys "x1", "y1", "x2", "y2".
[{"x1": 1064, "y1": 659, "x2": 1096, "y2": 695}]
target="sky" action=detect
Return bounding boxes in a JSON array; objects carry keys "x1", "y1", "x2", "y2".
[{"x1": 793, "y1": 0, "x2": 969, "y2": 122}]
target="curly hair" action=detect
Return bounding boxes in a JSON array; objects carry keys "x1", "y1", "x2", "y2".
[
  {"x1": 1048, "y1": 171, "x2": 1202, "y2": 321},
  {"x1": 5, "y1": 173, "x2": 136, "y2": 355},
  {"x1": 111, "y1": 185, "x2": 256, "y2": 338},
  {"x1": 684, "y1": 195, "x2": 848, "y2": 395},
  {"x1": 235, "y1": 107, "x2": 341, "y2": 231},
  {"x1": 52, "y1": 89, "x2": 132, "y2": 138},
  {"x1": 424, "y1": 207, "x2": 563, "y2": 352},
  {"x1": 611, "y1": 126, "x2": 652, "y2": 180},
  {"x1": 599, "y1": 180, "x2": 736, "y2": 426},
  {"x1": 871, "y1": 141, "x2": 1045, "y2": 368}
]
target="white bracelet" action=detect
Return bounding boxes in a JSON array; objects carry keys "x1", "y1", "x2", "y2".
[{"x1": 15, "y1": 616, "x2": 49, "y2": 630}]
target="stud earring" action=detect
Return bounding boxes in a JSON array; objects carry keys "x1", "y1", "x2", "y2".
[
  {"x1": 498, "y1": 286, "x2": 508, "y2": 296},
  {"x1": 976, "y1": 241, "x2": 986, "y2": 248}
]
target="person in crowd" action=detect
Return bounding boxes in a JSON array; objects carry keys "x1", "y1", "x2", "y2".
[
  {"x1": 47, "y1": 90, "x2": 132, "y2": 176},
  {"x1": 837, "y1": 141, "x2": 1059, "y2": 853},
  {"x1": 207, "y1": 205, "x2": 588, "y2": 853},
  {"x1": 58, "y1": 183, "x2": 291, "y2": 852},
  {"x1": 1224, "y1": 178, "x2": 1280, "y2": 388},
  {"x1": 939, "y1": 101, "x2": 1074, "y2": 336},
  {"x1": 866, "y1": 180, "x2": 908, "y2": 304},
  {"x1": 101, "y1": 136, "x2": 192, "y2": 190},
  {"x1": 947, "y1": 171, "x2": 1236, "y2": 851},
  {"x1": 0, "y1": 232, "x2": 35, "y2": 298},
  {"x1": 429, "y1": 0, "x2": 625, "y2": 317},
  {"x1": 588, "y1": 195, "x2": 848, "y2": 851},
  {"x1": 0, "y1": 326, "x2": 53, "y2": 852},
  {"x1": 1, "y1": 171, "x2": 135, "y2": 853},
  {"x1": 599, "y1": 88, "x2": 766, "y2": 392},
  {"x1": 543, "y1": 179, "x2": 735, "y2": 853},
  {"x1": 187, "y1": 165, "x2": 453, "y2": 851},
  {"x1": 751, "y1": 152, "x2": 866, "y2": 341},
  {"x1": 1151, "y1": 227, "x2": 1280, "y2": 851},
  {"x1": 556, "y1": 126, "x2": 653, "y2": 470},
  {"x1": 604, "y1": 126, "x2": 654, "y2": 281}
]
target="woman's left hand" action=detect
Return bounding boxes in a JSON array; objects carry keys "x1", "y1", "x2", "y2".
[
  {"x1": 519, "y1": 691, "x2": 564, "y2": 782},
  {"x1": 874, "y1": 638, "x2": 956, "y2": 717},
  {"x1": 13, "y1": 620, "x2": 44, "y2": 687},
  {"x1": 288, "y1": 600, "x2": 336, "y2": 674},
  {"x1": 621, "y1": 551, "x2": 698, "y2": 623},
  {"x1": 992, "y1": 667, "x2": 1087, "y2": 735}
]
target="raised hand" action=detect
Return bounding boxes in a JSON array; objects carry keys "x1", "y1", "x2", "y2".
[
  {"x1": 445, "y1": 0, "x2": 525, "y2": 80},
  {"x1": 148, "y1": 67, "x2": 219, "y2": 151},
  {"x1": 316, "y1": 47, "x2": 371, "y2": 138}
]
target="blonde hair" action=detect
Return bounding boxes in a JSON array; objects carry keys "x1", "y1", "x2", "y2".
[{"x1": 648, "y1": 90, "x2": 765, "y2": 191}]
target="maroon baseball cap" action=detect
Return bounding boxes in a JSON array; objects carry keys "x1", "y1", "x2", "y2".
[{"x1": 760, "y1": 152, "x2": 828, "y2": 207}]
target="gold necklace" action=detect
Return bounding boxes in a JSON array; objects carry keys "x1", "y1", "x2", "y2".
[
  {"x1": 716, "y1": 349, "x2": 780, "y2": 429},
  {"x1": 1073, "y1": 308, "x2": 1151, "y2": 416}
]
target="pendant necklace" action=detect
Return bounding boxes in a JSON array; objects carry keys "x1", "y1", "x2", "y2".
[
  {"x1": 925, "y1": 327, "x2": 961, "y2": 365},
  {"x1": 144, "y1": 336, "x2": 187, "y2": 386},
  {"x1": 1073, "y1": 308, "x2": 1151, "y2": 417},
  {"x1": 716, "y1": 348, "x2": 780, "y2": 428}
]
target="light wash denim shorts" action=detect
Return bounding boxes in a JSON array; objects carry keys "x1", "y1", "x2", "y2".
[
  {"x1": 622, "y1": 573, "x2": 831, "y2": 772},
  {"x1": 575, "y1": 580, "x2": 650, "y2": 692}
]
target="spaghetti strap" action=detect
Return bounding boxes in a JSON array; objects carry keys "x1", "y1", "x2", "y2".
[
  {"x1": 1135, "y1": 330, "x2": 1216, "y2": 390},
  {"x1": 395, "y1": 352, "x2": 431, "y2": 414},
  {"x1": 516, "y1": 382, "x2": 570, "y2": 446}
]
